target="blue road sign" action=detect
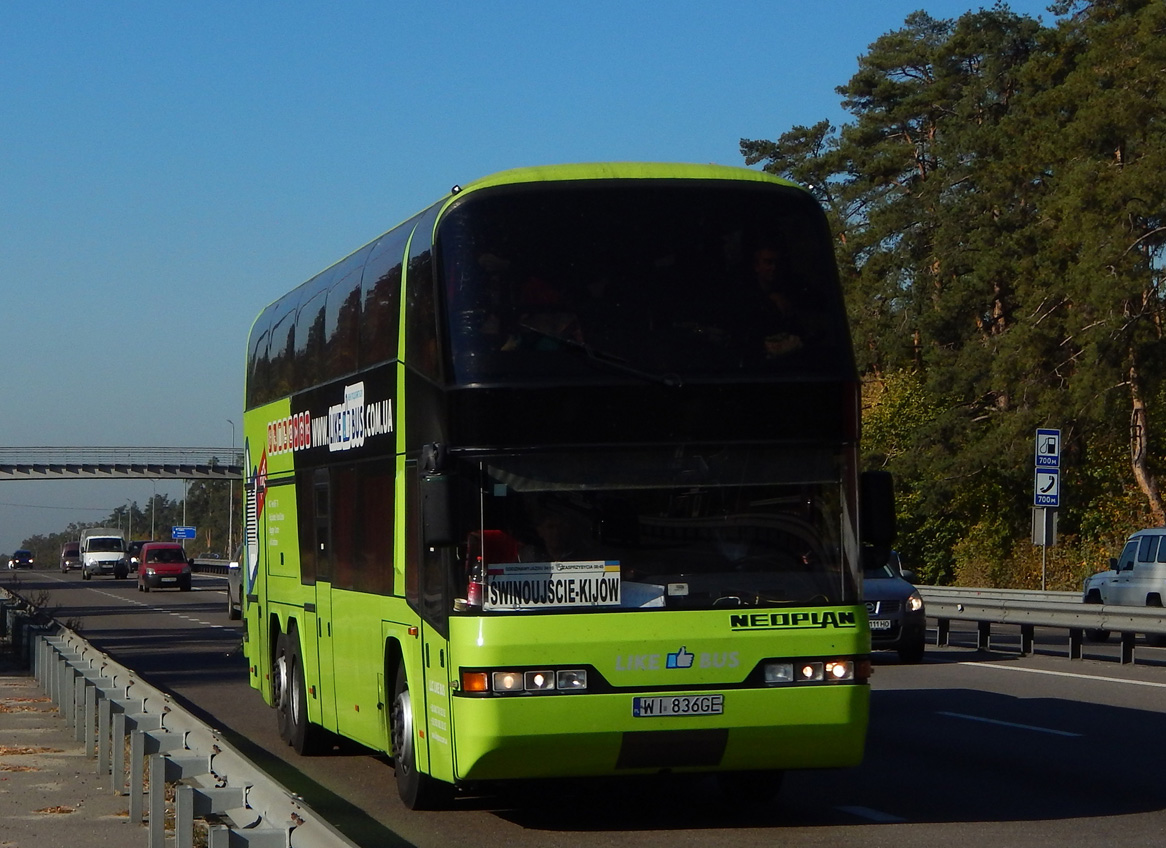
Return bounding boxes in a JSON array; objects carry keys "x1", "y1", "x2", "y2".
[
  {"x1": 1035, "y1": 428, "x2": 1061, "y2": 469},
  {"x1": 172, "y1": 526, "x2": 196, "y2": 540},
  {"x1": 1034, "y1": 468, "x2": 1060, "y2": 508}
]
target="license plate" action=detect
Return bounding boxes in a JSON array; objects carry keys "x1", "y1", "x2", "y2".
[
  {"x1": 161, "y1": 577, "x2": 177, "y2": 583},
  {"x1": 869, "y1": 618, "x2": 892, "y2": 630},
  {"x1": 633, "y1": 694, "x2": 724, "y2": 717}
]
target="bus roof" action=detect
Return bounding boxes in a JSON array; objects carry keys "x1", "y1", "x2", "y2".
[{"x1": 458, "y1": 162, "x2": 803, "y2": 194}]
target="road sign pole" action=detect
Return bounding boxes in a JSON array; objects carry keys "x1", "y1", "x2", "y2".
[{"x1": 1034, "y1": 428, "x2": 1062, "y2": 589}]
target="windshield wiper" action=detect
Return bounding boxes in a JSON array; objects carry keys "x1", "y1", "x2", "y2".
[{"x1": 519, "y1": 319, "x2": 684, "y2": 387}]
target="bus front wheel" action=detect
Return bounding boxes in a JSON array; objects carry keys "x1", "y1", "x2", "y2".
[{"x1": 390, "y1": 665, "x2": 449, "y2": 810}]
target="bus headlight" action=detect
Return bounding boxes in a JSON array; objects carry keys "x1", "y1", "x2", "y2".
[
  {"x1": 763, "y1": 662, "x2": 795, "y2": 684},
  {"x1": 467, "y1": 668, "x2": 590, "y2": 695},
  {"x1": 556, "y1": 669, "x2": 587, "y2": 690},
  {"x1": 762, "y1": 658, "x2": 859, "y2": 685},
  {"x1": 493, "y1": 671, "x2": 524, "y2": 692}
]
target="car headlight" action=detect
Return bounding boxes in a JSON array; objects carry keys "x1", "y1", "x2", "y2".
[{"x1": 906, "y1": 590, "x2": 924, "y2": 613}]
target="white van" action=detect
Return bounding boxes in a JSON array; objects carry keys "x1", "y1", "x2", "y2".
[
  {"x1": 80, "y1": 528, "x2": 128, "y2": 580},
  {"x1": 1083, "y1": 528, "x2": 1166, "y2": 608}
]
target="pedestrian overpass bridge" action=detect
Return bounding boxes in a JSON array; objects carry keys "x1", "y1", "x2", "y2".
[{"x1": 0, "y1": 447, "x2": 243, "y2": 480}]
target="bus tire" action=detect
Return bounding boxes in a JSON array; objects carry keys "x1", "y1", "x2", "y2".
[
  {"x1": 391, "y1": 665, "x2": 449, "y2": 810},
  {"x1": 274, "y1": 631, "x2": 293, "y2": 744},
  {"x1": 287, "y1": 635, "x2": 330, "y2": 755}
]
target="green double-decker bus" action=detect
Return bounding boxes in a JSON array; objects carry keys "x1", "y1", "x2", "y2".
[{"x1": 240, "y1": 162, "x2": 894, "y2": 808}]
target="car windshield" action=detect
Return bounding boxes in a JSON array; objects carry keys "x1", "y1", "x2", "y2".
[
  {"x1": 147, "y1": 548, "x2": 185, "y2": 564},
  {"x1": 88, "y1": 538, "x2": 124, "y2": 553},
  {"x1": 863, "y1": 562, "x2": 898, "y2": 579}
]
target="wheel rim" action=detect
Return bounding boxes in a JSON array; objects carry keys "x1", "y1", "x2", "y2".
[
  {"x1": 392, "y1": 686, "x2": 414, "y2": 775},
  {"x1": 290, "y1": 657, "x2": 303, "y2": 729},
  {"x1": 274, "y1": 650, "x2": 290, "y2": 714}
]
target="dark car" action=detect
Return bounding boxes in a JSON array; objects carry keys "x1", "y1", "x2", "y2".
[
  {"x1": 8, "y1": 549, "x2": 35, "y2": 570},
  {"x1": 60, "y1": 542, "x2": 82, "y2": 572},
  {"x1": 122, "y1": 539, "x2": 154, "y2": 574},
  {"x1": 137, "y1": 542, "x2": 193, "y2": 592},
  {"x1": 863, "y1": 550, "x2": 926, "y2": 663}
]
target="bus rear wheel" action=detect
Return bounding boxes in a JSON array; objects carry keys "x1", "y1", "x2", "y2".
[
  {"x1": 390, "y1": 665, "x2": 449, "y2": 810},
  {"x1": 274, "y1": 631, "x2": 293, "y2": 743},
  {"x1": 287, "y1": 634, "x2": 330, "y2": 755}
]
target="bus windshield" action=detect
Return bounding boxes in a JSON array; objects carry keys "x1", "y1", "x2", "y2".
[
  {"x1": 449, "y1": 444, "x2": 859, "y2": 613},
  {"x1": 439, "y1": 181, "x2": 853, "y2": 385}
]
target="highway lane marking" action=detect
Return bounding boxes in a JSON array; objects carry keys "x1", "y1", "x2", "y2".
[
  {"x1": 80, "y1": 587, "x2": 235, "y2": 630},
  {"x1": 937, "y1": 710, "x2": 1082, "y2": 737},
  {"x1": 837, "y1": 806, "x2": 906, "y2": 823},
  {"x1": 960, "y1": 660, "x2": 1166, "y2": 690}
]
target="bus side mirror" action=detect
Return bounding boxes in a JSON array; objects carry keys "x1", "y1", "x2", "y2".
[
  {"x1": 861, "y1": 470, "x2": 896, "y2": 548},
  {"x1": 421, "y1": 474, "x2": 455, "y2": 547}
]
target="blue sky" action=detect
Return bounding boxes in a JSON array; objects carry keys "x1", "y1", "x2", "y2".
[{"x1": 0, "y1": 1, "x2": 1057, "y2": 553}]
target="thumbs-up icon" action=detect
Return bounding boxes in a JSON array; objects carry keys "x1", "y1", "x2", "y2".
[{"x1": 666, "y1": 646, "x2": 694, "y2": 669}]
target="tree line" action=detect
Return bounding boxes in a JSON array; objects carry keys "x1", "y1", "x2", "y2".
[
  {"x1": 17, "y1": 478, "x2": 239, "y2": 567},
  {"x1": 742, "y1": 0, "x2": 1165, "y2": 588}
]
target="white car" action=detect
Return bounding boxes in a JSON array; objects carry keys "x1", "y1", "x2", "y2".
[
  {"x1": 1083, "y1": 528, "x2": 1166, "y2": 607},
  {"x1": 1083, "y1": 528, "x2": 1166, "y2": 641}
]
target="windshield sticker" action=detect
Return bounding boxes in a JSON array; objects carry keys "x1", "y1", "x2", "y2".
[
  {"x1": 484, "y1": 561, "x2": 621, "y2": 610},
  {"x1": 730, "y1": 611, "x2": 858, "y2": 631}
]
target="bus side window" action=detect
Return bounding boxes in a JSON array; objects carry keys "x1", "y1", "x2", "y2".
[
  {"x1": 405, "y1": 203, "x2": 443, "y2": 381},
  {"x1": 362, "y1": 225, "x2": 412, "y2": 368}
]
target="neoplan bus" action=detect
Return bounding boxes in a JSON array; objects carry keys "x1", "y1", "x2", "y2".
[{"x1": 240, "y1": 162, "x2": 895, "y2": 809}]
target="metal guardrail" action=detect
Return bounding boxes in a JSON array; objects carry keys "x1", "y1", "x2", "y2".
[
  {"x1": 1, "y1": 593, "x2": 359, "y2": 848},
  {"x1": 918, "y1": 586, "x2": 1166, "y2": 665},
  {"x1": 192, "y1": 556, "x2": 231, "y2": 575}
]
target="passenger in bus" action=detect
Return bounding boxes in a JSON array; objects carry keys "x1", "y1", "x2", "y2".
[
  {"x1": 501, "y1": 270, "x2": 582, "y2": 351},
  {"x1": 721, "y1": 243, "x2": 807, "y2": 361},
  {"x1": 521, "y1": 499, "x2": 601, "y2": 563}
]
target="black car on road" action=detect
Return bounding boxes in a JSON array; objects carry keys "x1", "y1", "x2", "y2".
[
  {"x1": 8, "y1": 549, "x2": 35, "y2": 570},
  {"x1": 863, "y1": 550, "x2": 927, "y2": 663}
]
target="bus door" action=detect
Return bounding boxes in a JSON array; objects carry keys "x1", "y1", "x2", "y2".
[
  {"x1": 306, "y1": 469, "x2": 338, "y2": 731},
  {"x1": 417, "y1": 544, "x2": 455, "y2": 783}
]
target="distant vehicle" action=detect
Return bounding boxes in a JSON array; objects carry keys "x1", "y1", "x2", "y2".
[
  {"x1": 1083, "y1": 527, "x2": 1166, "y2": 641},
  {"x1": 60, "y1": 541, "x2": 81, "y2": 572},
  {"x1": 80, "y1": 528, "x2": 128, "y2": 580},
  {"x1": 226, "y1": 545, "x2": 243, "y2": 620},
  {"x1": 137, "y1": 542, "x2": 193, "y2": 592},
  {"x1": 863, "y1": 550, "x2": 926, "y2": 663},
  {"x1": 122, "y1": 540, "x2": 153, "y2": 574},
  {"x1": 8, "y1": 549, "x2": 35, "y2": 570}
]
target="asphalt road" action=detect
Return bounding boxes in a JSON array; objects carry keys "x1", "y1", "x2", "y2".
[{"x1": 6, "y1": 567, "x2": 1166, "y2": 848}]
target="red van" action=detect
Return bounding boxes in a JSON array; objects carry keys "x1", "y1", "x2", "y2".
[{"x1": 137, "y1": 542, "x2": 193, "y2": 592}]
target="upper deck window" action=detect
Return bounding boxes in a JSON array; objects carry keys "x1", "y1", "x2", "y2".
[{"x1": 438, "y1": 181, "x2": 853, "y2": 386}]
